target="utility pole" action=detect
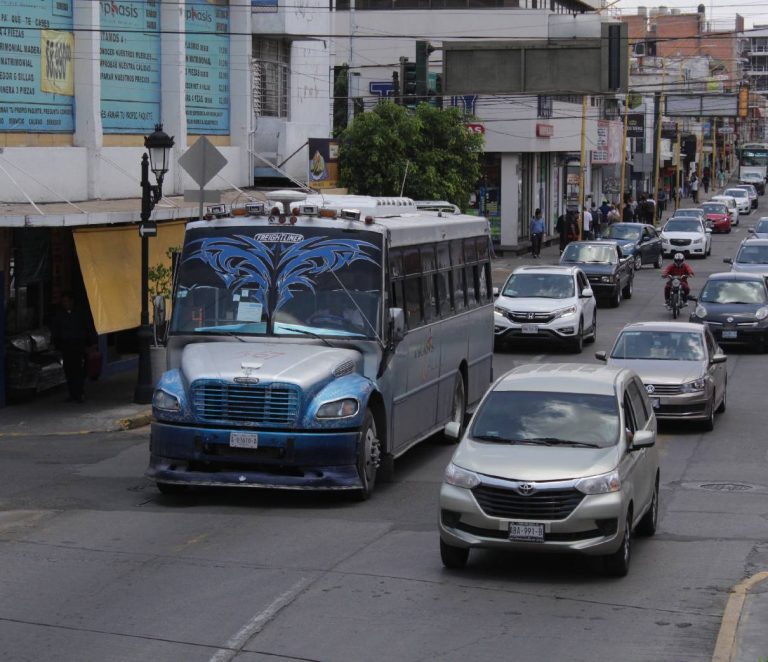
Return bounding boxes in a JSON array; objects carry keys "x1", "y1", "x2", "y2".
[
  {"x1": 652, "y1": 92, "x2": 663, "y2": 226},
  {"x1": 674, "y1": 131, "x2": 682, "y2": 210},
  {"x1": 619, "y1": 45, "x2": 631, "y2": 214},
  {"x1": 578, "y1": 95, "x2": 588, "y2": 239}
]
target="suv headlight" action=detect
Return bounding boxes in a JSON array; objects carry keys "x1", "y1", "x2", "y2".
[
  {"x1": 444, "y1": 463, "x2": 480, "y2": 489},
  {"x1": 153, "y1": 389, "x2": 180, "y2": 412},
  {"x1": 494, "y1": 306, "x2": 506, "y2": 315},
  {"x1": 554, "y1": 305, "x2": 577, "y2": 319},
  {"x1": 600, "y1": 275, "x2": 613, "y2": 283},
  {"x1": 575, "y1": 470, "x2": 621, "y2": 495},
  {"x1": 694, "y1": 304, "x2": 708, "y2": 318},
  {"x1": 756, "y1": 307, "x2": 768, "y2": 320},
  {"x1": 316, "y1": 398, "x2": 359, "y2": 419},
  {"x1": 680, "y1": 378, "x2": 707, "y2": 393}
]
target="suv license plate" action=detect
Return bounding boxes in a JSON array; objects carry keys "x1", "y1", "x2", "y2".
[
  {"x1": 230, "y1": 432, "x2": 259, "y2": 449},
  {"x1": 722, "y1": 330, "x2": 737, "y2": 339},
  {"x1": 521, "y1": 324, "x2": 539, "y2": 334},
  {"x1": 508, "y1": 522, "x2": 545, "y2": 543}
]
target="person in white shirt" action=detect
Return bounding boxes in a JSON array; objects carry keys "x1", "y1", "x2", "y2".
[{"x1": 582, "y1": 206, "x2": 593, "y2": 240}]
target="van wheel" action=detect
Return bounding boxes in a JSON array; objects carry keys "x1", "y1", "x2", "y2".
[
  {"x1": 443, "y1": 373, "x2": 467, "y2": 444},
  {"x1": 440, "y1": 539, "x2": 469, "y2": 569},
  {"x1": 637, "y1": 477, "x2": 659, "y2": 537},
  {"x1": 354, "y1": 410, "x2": 380, "y2": 500},
  {"x1": 604, "y1": 511, "x2": 632, "y2": 577}
]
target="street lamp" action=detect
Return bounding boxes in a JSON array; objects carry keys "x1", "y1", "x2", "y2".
[{"x1": 134, "y1": 123, "x2": 175, "y2": 404}]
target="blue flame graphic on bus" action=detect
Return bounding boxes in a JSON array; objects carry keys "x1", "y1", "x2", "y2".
[{"x1": 185, "y1": 234, "x2": 380, "y2": 314}]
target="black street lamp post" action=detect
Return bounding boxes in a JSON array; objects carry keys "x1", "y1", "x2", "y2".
[{"x1": 134, "y1": 123, "x2": 175, "y2": 404}]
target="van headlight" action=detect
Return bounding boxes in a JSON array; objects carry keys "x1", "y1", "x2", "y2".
[
  {"x1": 444, "y1": 463, "x2": 481, "y2": 489},
  {"x1": 316, "y1": 398, "x2": 359, "y2": 419},
  {"x1": 153, "y1": 389, "x2": 180, "y2": 412},
  {"x1": 575, "y1": 470, "x2": 621, "y2": 495},
  {"x1": 680, "y1": 378, "x2": 707, "y2": 393}
]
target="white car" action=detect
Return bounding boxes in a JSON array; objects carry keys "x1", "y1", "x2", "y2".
[
  {"x1": 660, "y1": 218, "x2": 712, "y2": 259},
  {"x1": 725, "y1": 187, "x2": 752, "y2": 215},
  {"x1": 493, "y1": 265, "x2": 597, "y2": 353},
  {"x1": 710, "y1": 195, "x2": 739, "y2": 227},
  {"x1": 732, "y1": 184, "x2": 759, "y2": 210}
]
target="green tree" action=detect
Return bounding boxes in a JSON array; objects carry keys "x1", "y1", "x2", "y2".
[{"x1": 338, "y1": 101, "x2": 484, "y2": 211}]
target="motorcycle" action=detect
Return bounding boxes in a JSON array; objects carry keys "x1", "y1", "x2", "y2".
[{"x1": 665, "y1": 274, "x2": 689, "y2": 319}]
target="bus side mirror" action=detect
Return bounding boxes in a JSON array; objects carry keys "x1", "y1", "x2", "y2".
[{"x1": 389, "y1": 308, "x2": 405, "y2": 342}]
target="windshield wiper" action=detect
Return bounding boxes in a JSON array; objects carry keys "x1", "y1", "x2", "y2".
[
  {"x1": 526, "y1": 437, "x2": 601, "y2": 448},
  {"x1": 282, "y1": 327, "x2": 336, "y2": 349}
]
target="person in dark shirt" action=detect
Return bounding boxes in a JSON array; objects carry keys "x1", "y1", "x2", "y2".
[{"x1": 52, "y1": 293, "x2": 94, "y2": 403}]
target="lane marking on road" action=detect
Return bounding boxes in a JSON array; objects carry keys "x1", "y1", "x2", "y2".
[
  {"x1": 171, "y1": 532, "x2": 210, "y2": 554},
  {"x1": 711, "y1": 570, "x2": 768, "y2": 662},
  {"x1": 207, "y1": 577, "x2": 311, "y2": 662}
]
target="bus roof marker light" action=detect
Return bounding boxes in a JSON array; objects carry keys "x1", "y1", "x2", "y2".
[
  {"x1": 341, "y1": 209, "x2": 361, "y2": 221},
  {"x1": 365, "y1": 215, "x2": 375, "y2": 225},
  {"x1": 319, "y1": 208, "x2": 337, "y2": 219},
  {"x1": 245, "y1": 202, "x2": 265, "y2": 216}
]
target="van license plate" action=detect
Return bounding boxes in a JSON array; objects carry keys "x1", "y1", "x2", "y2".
[
  {"x1": 230, "y1": 432, "x2": 259, "y2": 449},
  {"x1": 521, "y1": 324, "x2": 539, "y2": 334},
  {"x1": 508, "y1": 522, "x2": 545, "y2": 542}
]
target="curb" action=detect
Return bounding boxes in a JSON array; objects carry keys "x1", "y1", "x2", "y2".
[
  {"x1": 711, "y1": 570, "x2": 768, "y2": 662},
  {"x1": 117, "y1": 410, "x2": 153, "y2": 431}
]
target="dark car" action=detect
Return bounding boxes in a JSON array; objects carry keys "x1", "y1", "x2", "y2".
[
  {"x1": 690, "y1": 272, "x2": 768, "y2": 351},
  {"x1": 600, "y1": 223, "x2": 663, "y2": 271},
  {"x1": 560, "y1": 240, "x2": 634, "y2": 307}
]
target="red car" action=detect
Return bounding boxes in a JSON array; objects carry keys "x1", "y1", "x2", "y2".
[{"x1": 701, "y1": 201, "x2": 731, "y2": 234}]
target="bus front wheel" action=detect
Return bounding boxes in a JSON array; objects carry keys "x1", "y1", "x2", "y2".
[
  {"x1": 354, "y1": 410, "x2": 380, "y2": 500},
  {"x1": 443, "y1": 373, "x2": 467, "y2": 444}
]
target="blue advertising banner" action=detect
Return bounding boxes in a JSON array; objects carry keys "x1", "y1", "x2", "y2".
[
  {"x1": 0, "y1": 0, "x2": 74, "y2": 133},
  {"x1": 100, "y1": 0, "x2": 161, "y2": 133},
  {"x1": 185, "y1": 0, "x2": 229, "y2": 135}
]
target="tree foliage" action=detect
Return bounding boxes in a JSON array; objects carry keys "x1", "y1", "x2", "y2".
[{"x1": 337, "y1": 101, "x2": 484, "y2": 211}]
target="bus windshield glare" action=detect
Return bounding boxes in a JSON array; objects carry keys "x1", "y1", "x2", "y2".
[{"x1": 170, "y1": 226, "x2": 384, "y2": 338}]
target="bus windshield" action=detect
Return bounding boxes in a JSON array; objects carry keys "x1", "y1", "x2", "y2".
[
  {"x1": 170, "y1": 226, "x2": 384, "y2": 338},
  {"x1": 741, "y1": 146, "x2": 768, "y2": 167}
]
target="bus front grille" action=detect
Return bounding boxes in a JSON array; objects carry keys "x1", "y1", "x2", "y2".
[{"x1": 191, "y1": 381, "x2": 300, "y2": 427}]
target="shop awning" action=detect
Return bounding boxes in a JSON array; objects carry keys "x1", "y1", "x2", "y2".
[{"x1": 73, "y1": 221, "x2": 186, "y2": 335}]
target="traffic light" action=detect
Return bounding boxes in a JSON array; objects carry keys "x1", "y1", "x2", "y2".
[
  {"x1": 415, "y1": 40, "x2": 434, "y2": 100},
  {"x1": 400, "y1": 57, "x2": 417, "y2": 105},
  {"x1": 428, "y1": 72, "x2": 443, "y2": 109}
]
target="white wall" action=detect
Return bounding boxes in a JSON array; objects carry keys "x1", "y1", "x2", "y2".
[{"x1": 0, "y1": 148, "x2": 89, "y2": 203}]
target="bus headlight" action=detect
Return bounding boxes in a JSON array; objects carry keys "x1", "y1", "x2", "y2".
[{"x1": 316, "y1": 398, "x2": 359, "y2": 419}]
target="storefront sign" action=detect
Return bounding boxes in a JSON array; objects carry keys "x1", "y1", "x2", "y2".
[
  {"x1": 626, "y1": 113, "x2": 645, "y2": 139},
  {"x1": 465, "y1": 123, "x2": 485, "y2": 135},
  {"x1": 592, "y1": 120, "x2": 622, "y2": 164},
  {"x1": 185, "y1": 0, "x2": 230, "y2": 135},
  {"x1": 308, "y1": 138, "x2": 339, "y2": 189},
  {"x1": 536, "y1": 123, "x2": 554, "y2": 138},
  {"x1": 100, "y1": 0, "x2": 161, "y2": 133},
  {"x1": 0, "y1": 0, "x2": 74, "y2": 132},
  {"x1": 251, "y1": 0, "x2": 277, "y2": 12},
  {"x1": 718, "y1": 127, "x2": 734, "y2": 135},
  {"x1": 661, "y1": 121, "x2": 678, "y2": 140}
]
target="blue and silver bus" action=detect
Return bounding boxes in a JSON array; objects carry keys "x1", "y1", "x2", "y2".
[{"x1": 147, "y1": 192, "x2": 494, "y2": 499}]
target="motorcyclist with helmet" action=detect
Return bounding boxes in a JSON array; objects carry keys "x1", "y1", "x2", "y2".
[{"x1": 663, "y1": 252, "x2": 694, "y2": 304}]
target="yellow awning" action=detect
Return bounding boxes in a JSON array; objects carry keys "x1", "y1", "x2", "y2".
[{"x1": 73, "y1": 221, "x2": 186, "y2": 335}]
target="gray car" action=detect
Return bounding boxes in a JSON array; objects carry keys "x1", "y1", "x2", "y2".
[
  {"x1": 438, "y1": 363, "x2": 659, "y2": 577},
  {"x1": 596, "y1": 322, "x2": 727, "y2": 431},
  {"x1": 724, "y1": 238, "x2": 768, "y2": 280},
  {"x1": 747, "y1": 217, "x2": 768, "y2": 239}
]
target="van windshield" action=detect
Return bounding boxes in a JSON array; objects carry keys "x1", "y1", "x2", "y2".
[{"x1": 170, "y1": 225, "x2": 383, "y2": 338}]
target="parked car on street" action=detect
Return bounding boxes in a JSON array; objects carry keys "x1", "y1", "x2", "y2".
[
  {"x1": 732, "y1": 184, "x2": 759, "y2": 209},
  {"x1": 596, "y1": 322, "x2": 727, "y2": 431},
  {"x1": 739, "y1": 170, "x2": 766, "y2": 195},
  {"x1": 599, "y1": 223, "x2": 663, "y2": 270},
  {"x1": 493, "y1": 265, "x2": 596, "y2": 352},
  {"x1": 724, "y1": 187, "x2": 752, "y2": 215},
  {"x1": 560, "y1": 241, "x2": 634, "y2": 306},
  {"x1": 710, "y1": 195, "x2": 740, "y2": 227},
  {"x1": 690, "y1": 272, "x2": 768, "y2": 351},
  {"x1": 660, "y1": 218, "x2": 712, "y2": 258},
  {"x1": 438, "y1": 362, "x2": 660, "y2": 576},
  {"x1": 724, "y1": 238, "x2": 768, "y2": 280},
  {"x1": 747, "y1": 217, "x2": 768, "y2": 239},
  {"x1": 700, "y1": 201, "x2": 731, "y2": 234}
]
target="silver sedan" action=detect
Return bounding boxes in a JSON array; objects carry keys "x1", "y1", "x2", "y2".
[{"x1": 596, "y1": 321, "x2": 727, "y2": 431}]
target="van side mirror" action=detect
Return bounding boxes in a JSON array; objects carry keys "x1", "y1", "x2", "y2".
[
  {"x1": 389, "y1": 308, "x2": 405, "y2": 342},
  {"x1": 631, "y1": 430, "x2": 655, "y2": 450}
]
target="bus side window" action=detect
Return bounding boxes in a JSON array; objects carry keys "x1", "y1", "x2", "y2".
[
  {"x1": 436, "y1": 242, "x2": 451, "y2": 270},
  {"x1": 422, "y1": 272, "x2": 437, "y2": 322},
  {"x1": 465, "y1": 264, "x2": 477, "y2": 307},
  {"x1": 477, "y1": 262, "x2": 490, "y2": 302},
  {"x1": 454, "y1": 267, "x2": 467, "y2": 311},
  {"x1": 389, "y1": 248, "x2": 403, "y2": 279},
  {"x1": 404, "y1": 276, "x2": 423, "y2": 329},
  {"x1": 403, "y1": 247, "x2": 421, "y2": 275},
  {"x1": 436, "y1": 270, "x2": 451, "y2": 316}
]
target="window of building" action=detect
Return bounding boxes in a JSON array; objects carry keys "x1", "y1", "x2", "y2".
[{"x1": 252, "y1": 39, "x2": 289, "y2": 118}]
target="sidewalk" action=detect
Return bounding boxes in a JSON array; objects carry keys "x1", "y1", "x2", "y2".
[{"x1": 0, "y1": 370, "x2": 150, "y2": 437}]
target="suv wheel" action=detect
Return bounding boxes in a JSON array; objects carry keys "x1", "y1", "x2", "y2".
[
  {"x1": 604, "y1": 511, "x2": 632, "y2": 577},
  {"x1": 570, "y1": 319, "x2": 584, "y2": 353},
  {"x1": 610, "y1": 284, "x2": 622, "y2": 308},
  {"x1": 622, "y1": 276, "x2": 633, "y2": 299}
]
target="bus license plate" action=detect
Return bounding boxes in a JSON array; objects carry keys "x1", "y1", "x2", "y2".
[
  {"x1": 722, "y1": 330, "x2": 737, "y2": 339},
  {"x1": 508, "y1": 522, "x2": 545, "y2": 543},
  {"x1": 521, "y1": 324, "x2": 539, "y2": 334},
  {"x1": 230, "y1": 432, "x2": 259, "y2": 449}
]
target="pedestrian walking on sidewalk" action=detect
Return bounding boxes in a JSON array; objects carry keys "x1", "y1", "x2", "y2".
[
  {"x1": 657, "y1": 188, "x2": 667, "y2": 221},
  {"x1": 718, "y1": 168, "x2": 726, "y2": 189},
  {"x1": 52, "y1": 293, "x2": 96, "y2": 403},
  {"x1": 582, "y1": 206, "x2": 593, "y2": 240},
  {"x1": 530, "y1": 208, "x2": 544, "y2": 258},
  {"x1": 556, "y1": 210, "x2": 568, "y2": 254},
  {"x1": 690, "y1": 173, "x2": 699, "y2": 204},
  {"x1": 702, "y1": 171, "x2": 710, "y2": 194}
]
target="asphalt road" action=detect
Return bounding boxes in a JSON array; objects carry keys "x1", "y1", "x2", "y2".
[{"x1": 1, "y1": 204, "x2": 767, "y2": 662}]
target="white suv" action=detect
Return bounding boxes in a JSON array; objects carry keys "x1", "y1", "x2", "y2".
[
  {"x1": 660, "y1": 217, "x2": 712, "y2": 258},
  {"x1": 493, "y1": 265, "x2": 596, "y2": 353}
]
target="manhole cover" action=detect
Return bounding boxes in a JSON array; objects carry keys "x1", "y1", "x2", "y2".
[{"x1": 699, "y1": 483, "x2": 755, "y2": 492}]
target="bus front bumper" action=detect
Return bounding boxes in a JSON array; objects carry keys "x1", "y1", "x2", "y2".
[{"x1": 147, "y1": 421, "x2": 362, "y2": 490}]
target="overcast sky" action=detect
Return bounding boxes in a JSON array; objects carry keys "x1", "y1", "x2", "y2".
[{"x1": 615, "y1": 1, "x2": 768, "y2": 29}]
